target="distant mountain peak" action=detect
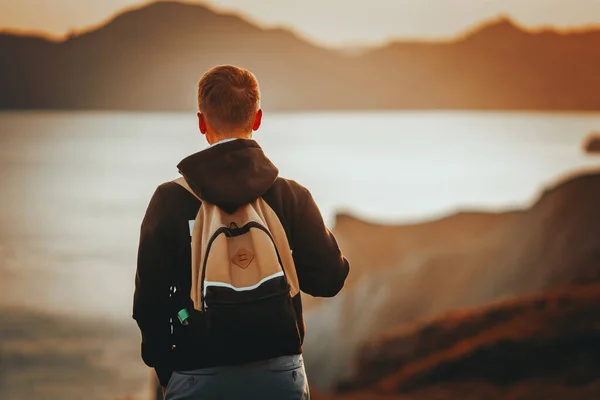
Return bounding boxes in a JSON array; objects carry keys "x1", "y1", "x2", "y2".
[
  {"x1": 110, "y1": 0, "x2": 218, "y2": 23},
  {"x1": 142, "y1": 0, "x2": 214, "y2": 13},
  {"x1": 464, "y1": 15, "x2": 529, "y2": 41},
  {"x1": 484, "y1": 16, "x2": 522, "y2": 31}
]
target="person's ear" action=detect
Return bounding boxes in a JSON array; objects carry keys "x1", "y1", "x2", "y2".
[
  {"x1": 198, "y1": 112, "x2": 207, "y2": 135},
  {"x1": 252, "y1": 109, "x2": 263, "y2": 131}
]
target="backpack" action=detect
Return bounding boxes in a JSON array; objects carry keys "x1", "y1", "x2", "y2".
[{"x1": 172, "y1": 176, "x2": 302, "y2": 362}]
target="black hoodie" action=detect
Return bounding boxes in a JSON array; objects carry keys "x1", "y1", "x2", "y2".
[{"x1": 133, "y1": 139, "x2": 349, "y2": 386}]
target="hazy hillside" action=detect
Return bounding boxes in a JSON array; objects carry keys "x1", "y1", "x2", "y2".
[
  {"x1": 358, "y1": 19, "x2": 600, "y2": 110},
  {"x1": 0, "y1": 1, "x2": 354, "y2": 111},
  {"x1": 0, "y1": 307, "x2": 145, "y2": 400},
  {"x1": 1, "y1": 1, "x2": 600, "y2": 111},
  {"x1": 303, "y1": 172, "x2": 600, "y2": 388},
  {"x1": 310, "y1": 285, "x2": 600, "y2": 399},
  {"x1": 341, "y1": 284, "x2": 600, "y2": 394}
]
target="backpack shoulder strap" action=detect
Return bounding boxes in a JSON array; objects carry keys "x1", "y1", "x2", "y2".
[
  {"x1": 170, "y1": 175, "x2": 202, "y2": 320},
  {"x1": 173, "y1": 176, "x2": 201, "y2": 201}
]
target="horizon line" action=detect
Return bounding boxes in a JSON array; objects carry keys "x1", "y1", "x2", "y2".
[{"x1": 1, "y1": 0, "x2": 600, "y2": 50}]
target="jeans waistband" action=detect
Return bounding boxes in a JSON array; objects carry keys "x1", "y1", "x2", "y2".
[{"x1": 176, "y1": 354, "x2": 303, "y2": 374}]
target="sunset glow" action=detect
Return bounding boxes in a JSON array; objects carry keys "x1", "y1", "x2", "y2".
[{"x1": 1, "y1": 0, "x2": 599, "y2": 47}]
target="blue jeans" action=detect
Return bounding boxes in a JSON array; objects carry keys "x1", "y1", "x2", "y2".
[{"x1": 165, "y1": 355, "x2": 310, "y2": 400}]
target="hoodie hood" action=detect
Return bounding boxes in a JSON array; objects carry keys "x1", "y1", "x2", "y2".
[{"x1": 177, "y1": 139, "x2": 279, "y2": 213}]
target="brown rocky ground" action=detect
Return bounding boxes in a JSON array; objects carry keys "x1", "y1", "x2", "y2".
[
  {"x1": 311, "y1": 284, "x2": 600, "y2": 399},
  {"x1": 303, "y1": 172, "x2": 600, "y2": 389}
]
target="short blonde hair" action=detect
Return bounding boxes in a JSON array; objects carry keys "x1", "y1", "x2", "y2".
[{"x1": 197, "y1": 65, "x2": 260, "y2": 133}]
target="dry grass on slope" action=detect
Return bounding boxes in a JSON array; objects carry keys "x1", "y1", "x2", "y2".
[{"x1": 338, "y1": 283, "x2": 600, "y2": 395}]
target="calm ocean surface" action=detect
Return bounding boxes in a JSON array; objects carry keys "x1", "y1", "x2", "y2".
[{"x1": 0, "y1": 111, "x2": 599, "y2": 319}]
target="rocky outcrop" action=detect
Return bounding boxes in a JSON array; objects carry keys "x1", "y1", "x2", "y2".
[{"x1": 303, "y1": 172, "x2": 600, "y2": 389}]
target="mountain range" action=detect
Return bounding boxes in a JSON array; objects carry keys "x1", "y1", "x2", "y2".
[{"x1": 1, "y1": 1, "x2": 600, "y2": 111}]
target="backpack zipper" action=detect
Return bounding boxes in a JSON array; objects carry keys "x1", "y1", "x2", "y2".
[{"x1": 200, "y1": 221, "x2": 290, "y2": 312}]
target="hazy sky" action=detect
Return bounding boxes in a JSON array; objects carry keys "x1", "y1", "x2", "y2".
[{"x1": 1, "y1": 0, "x2": 600, "y2": 46}]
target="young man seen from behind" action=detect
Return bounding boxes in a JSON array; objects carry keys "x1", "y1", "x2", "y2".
[{"x1": 133, "y1": 65, "x2": 350, "y2": 400}]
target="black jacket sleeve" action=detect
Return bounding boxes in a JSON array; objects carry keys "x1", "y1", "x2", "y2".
[
  {"x1": 291, "y1": 188, "x2": 350, "y2": 297},
  {"x1": 132, "y1": 186, "x2": 175, "y2": 387}
]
